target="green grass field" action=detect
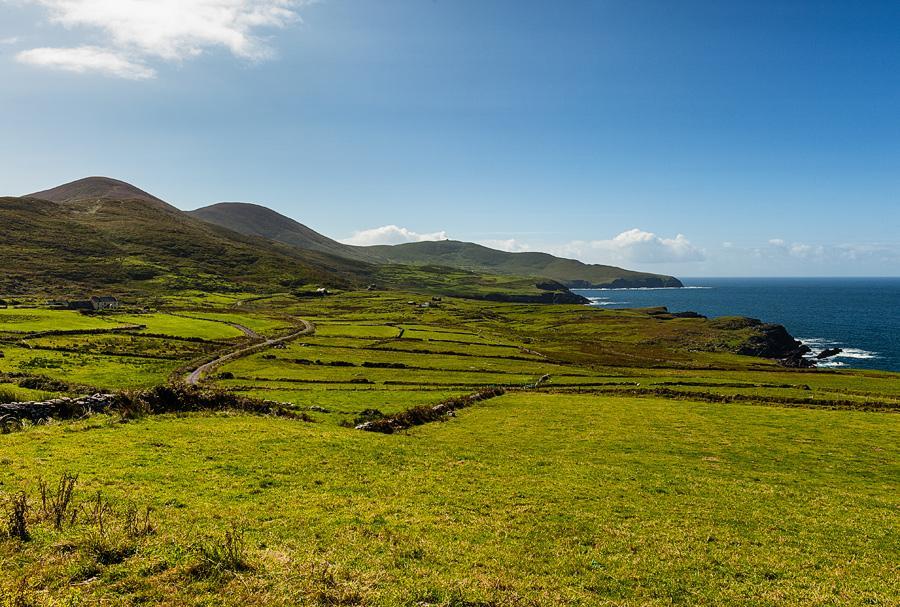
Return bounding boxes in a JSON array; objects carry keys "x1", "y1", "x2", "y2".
[{"x1": 0, "y1": 291, "x2": 897, "y2": 605}]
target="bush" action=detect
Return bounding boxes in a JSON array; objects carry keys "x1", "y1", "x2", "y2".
[
  {"x1": 117, "y1": 385, "x2": 311, "y2": 421},
  {"x1": 17, "y1": 377, "x2": 70, "y2": 392},
  {"x1": 39, "y1": 473, "x2": 79, "y2": 530},
  {"x1": 4, "y1": 491, "x2": 29, "y2": 541}
]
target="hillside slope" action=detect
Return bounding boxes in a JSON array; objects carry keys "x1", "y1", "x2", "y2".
[
  {"x1": 189, "y1": 202, "x2": 365, "y2": 261},
  {"x1": 4, "y1": 178, "x2": 587, "y2": 303},
  {"x1": 362, "y1": 240, "x2": 683, "y2": 288},
  {"x1": 191, "y1": 203, "x2": 682, "y2": 288},
  {"x1": 2, "y1": 184, "x2": 375, "y2": 296}
]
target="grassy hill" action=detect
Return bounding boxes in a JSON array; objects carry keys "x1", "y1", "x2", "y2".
[
  {"x1": 190, "y1": 202, "x2": 682, "y2": 288},
  {"x1": 1, "y1": 180, "x2": 376, "y2": 296},
  {"x1": 28, "y1": 175, "x2": 174, "y2": 209},
  {"x1": 2, "y1": 178, "x2": 587, "y2": 302},
  {"x1": 362, "y1": 240, "x2": 683, "y2": 288},
  {"x1": 189, "y1": 202, "x2": 366, "y2": 262}
]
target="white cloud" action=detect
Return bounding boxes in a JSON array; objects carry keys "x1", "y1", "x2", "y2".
[
  {"x1": 8, "y1": 0, "x2": 305, "y2": 78},
  {"x1": 341, "y1": 225, "x2": 450, "y2": 247},
  {"x1": 0, "y1": 36, "x2": 19, "y2": 45},
  {"x1": 552, "y1": 229, "x2": 705, "y2": 264},
  {"x1": 763, "y1": 239, "x2": 897, "y2": 263},
  {"x1": 16, "y1": 45, "x2": 156, "y2": 79},
  {"x1": 478, "y1": 238, "x2": 532, "y2": 253}
]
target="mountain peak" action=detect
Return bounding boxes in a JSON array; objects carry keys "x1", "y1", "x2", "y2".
[{"x1": 27, "y1": 176, "x2": 174, "y2": 209}]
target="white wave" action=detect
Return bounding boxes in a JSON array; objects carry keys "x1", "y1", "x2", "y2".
[
  {"x1": 588, "y1": 301, "x2": 630, "y2": 306},
  {"x1": 816, "y1": 360, "x2": 847, "y2": 368},
  {"x1": 835, "y1": 348, "x2": 879, "y2": 360},
  {"x1": 798, "y1": 337, "x2": 880, "y2": 364}
]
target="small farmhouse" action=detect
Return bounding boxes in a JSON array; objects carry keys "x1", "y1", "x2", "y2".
[
  {"x1": 67, "y1": 300, "x2": 94, "y2": 311},
  {"x1": 91, "y1": 296, "x2": 120, "y2": 310},
  {"x1": 67, "y1": 296, "x2": 120, "y2": 311}
]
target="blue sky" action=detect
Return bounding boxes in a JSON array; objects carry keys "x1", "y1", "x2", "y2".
[{"x1": 1, "y1": 0, "x2": 898, "y2": 276}]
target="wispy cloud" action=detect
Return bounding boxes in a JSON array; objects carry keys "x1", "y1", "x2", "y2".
[
  {"x1": 761, "y1": 238, "x2": 899, "y2": 264},
  {"x1": 551, "y1": 229, "x2": 706, "y2": 264},
  {"x1": 341, "y1": 225, "x2": 450, "y2": 246},
  {"x1": 17, "y1": 45, "x2": 156, "y2": 79},
  {"x1": 0, "y1": 36, "x2": 19, "y2": 45},
  {"x1": 8, "y1": 0, "x2": 306, "y2": 79}
]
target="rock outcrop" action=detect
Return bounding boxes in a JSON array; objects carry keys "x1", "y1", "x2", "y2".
[{"x1": 721, "y1": 318, "x2": 811, "y2": 366}]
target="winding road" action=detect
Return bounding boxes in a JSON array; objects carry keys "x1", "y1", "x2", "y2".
[{"x1": 185, "y1": 319, "x2": 315, "y2": 385}]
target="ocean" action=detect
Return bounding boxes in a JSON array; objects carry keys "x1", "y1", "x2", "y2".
[{"x1": 576, "y1": 277, "x2": 900, "y2": 372}]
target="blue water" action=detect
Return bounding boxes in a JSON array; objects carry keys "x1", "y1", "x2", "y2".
[{"x1": 575, "y1": 277, "x2": 900, "y2": 372}]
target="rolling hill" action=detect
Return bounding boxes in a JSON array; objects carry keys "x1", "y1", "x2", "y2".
[
  {"x1": 189, "y1": 202, "x2": 364, "y2": 262},
  {"x1": 28, "y1": 176, "x2": 175, "y2": 209},
  {"x1": 2, "y1": 178, "x2": 375, "y2": 296},
  {"x1": 3, "y1": 177, "x2": 586, "y2": 302},
  {"x1": 190, "y1": 202, "x2": 683, "y2": 288},
  {"x1": 361, "y1": 240, "x2": 683, "y2": 288}
]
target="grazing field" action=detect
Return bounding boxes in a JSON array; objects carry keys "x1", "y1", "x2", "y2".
[
  {"x1": 0, "y1": 308, "x2": 130, "y2": 334},
  {"x1": 0, "y1": 395, "x2": 897, "y2": 606},
  {"x1": 0, "y1": 290, "x2": 898, "y2": 605}
]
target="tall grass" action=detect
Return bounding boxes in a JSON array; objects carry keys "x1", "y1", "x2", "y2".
[{"x1": 0, "y1": 387, "x2": 23, "y2": 404}]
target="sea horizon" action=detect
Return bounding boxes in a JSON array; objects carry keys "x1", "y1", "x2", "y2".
[{"x1": 578, "y1": 276, "x2": 900, "y2": 372}]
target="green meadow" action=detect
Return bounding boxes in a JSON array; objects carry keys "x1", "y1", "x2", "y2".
[{"x1": 0, "y1": 291, "x2": 897, "y2": 606}]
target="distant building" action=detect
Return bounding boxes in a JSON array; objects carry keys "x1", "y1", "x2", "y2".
[
  {"x1": 67, "y1": 300, "x2": 94, "y2": 311},
  {"x1": 67, "y1": 296, "x2": 119, "y2": 311},
  {"x1": 91, "y1": 296, "x2": 119, "y2": 310}
]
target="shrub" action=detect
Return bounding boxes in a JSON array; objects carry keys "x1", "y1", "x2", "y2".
[
  {"x1": 17, "y1": 377, "x2": 70, "y2": 392},
  {"x1": 4, "y1": 491, "x2": 29, "y2": 541},
  {"x1": 39, "y1": 473, "x2": 79, "y2": 530},
  {"x1": 123, "y1": 505, "x2": 154, "y2": 538},
  {"x1": 116, "y1": 385, "x2": 311, "y2": 421}
]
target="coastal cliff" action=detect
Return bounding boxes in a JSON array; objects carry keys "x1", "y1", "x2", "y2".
[{"x1": 710, "y1": 317, "x2": 812, "y2": 366}]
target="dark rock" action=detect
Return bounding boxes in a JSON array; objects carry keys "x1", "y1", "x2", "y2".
[
  {"x1": 644, "y1": 307, "x2": 706, "y2": 319},
  {"x1": 535, "y1": 280, "x2": 569, "y2": 292},
  {"x1": 780, "y1": 351, "x2": 815, "y2": 368},
  {"x1": 736, "y1": 321, "x2": 807, "y2": 359},
  {"x1": 670, "y1": 311, "x2": 706, "y2": 319},
  {"x1": 816, "y1": 348, "x2": 843, "y2": 360}
]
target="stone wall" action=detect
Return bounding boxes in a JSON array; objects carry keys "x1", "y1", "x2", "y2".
[{"x1": 0, "y1": 393, "x2": 117, "y2": 430}]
